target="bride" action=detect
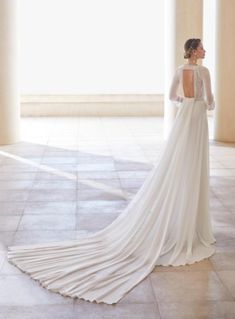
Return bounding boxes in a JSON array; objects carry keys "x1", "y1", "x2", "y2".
[{"x1": 8, "y1": 38, "x2": 216, "y2": 304}]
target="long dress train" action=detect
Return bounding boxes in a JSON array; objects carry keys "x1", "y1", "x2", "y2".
[{"x1": 8, "y1": 64, "x2": 216, "y2": 304}]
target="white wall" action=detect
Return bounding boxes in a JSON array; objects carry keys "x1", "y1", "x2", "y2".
[{"x1": 20, "y1": 0, "x2": 164, "y2": 95}]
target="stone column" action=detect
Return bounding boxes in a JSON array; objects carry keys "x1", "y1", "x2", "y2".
[
  {"x1": 213, "y1": 0, "x2": 235, "y2": 142},
  {"x1": 0, "y1": 0, "x2": 20, "y2": 144},
  {"x1": 164, "y1": 0, "x2": 203, "y2": 139}
]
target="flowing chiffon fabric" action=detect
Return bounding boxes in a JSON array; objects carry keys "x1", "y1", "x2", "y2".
[{"x1": 8, "y1": 66, "x2": 216, "y2": 304}]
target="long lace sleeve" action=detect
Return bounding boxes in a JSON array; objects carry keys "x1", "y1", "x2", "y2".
[
  {"x1": 169, "y1": 68, "x2": 183, "y2": 107},
  {"x1": 201, "y1": 67, "x2": 215, "y2": 110}
]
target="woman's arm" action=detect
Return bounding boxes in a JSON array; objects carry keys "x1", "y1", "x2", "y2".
[
  {"x1": 169, "y1": 69, "x2": 183, "y2": 106},
  {"x1": 202, "y1": 67, "x2": 215, "y2": 110}
]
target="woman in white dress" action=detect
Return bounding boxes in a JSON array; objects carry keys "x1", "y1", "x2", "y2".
[{"x1": 8, "y1": 38, "x2": 216, "y2": 304}]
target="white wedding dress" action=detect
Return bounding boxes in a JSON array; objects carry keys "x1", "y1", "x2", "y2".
[{"x1": 8, "y1": 64, "x2": 216, "y2": 304}]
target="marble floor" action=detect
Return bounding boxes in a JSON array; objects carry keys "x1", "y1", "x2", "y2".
[{"x1": 0, "y1": 116, "x2": 235, "y2": 319}]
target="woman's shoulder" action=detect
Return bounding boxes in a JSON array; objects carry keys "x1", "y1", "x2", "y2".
[
  {"x1": 198, "y1": 64, "x2": 209, "y2": 71},
  {"x1": 197, "y1": 65, "x2": 211, "y2": 77},
  {"x1": 177, "y1": 64, "x2": 185, "y2": 70},
  {"x1": 174, "y1": 64, "x2": 184, "y2": 75}
]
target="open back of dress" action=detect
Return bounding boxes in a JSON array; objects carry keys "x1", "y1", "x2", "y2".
[
  {"x1": 169, "y1": 64, "x2": 215, "y2": 109},
  {"x1": 183, "y1": 69, "x2": 195, "y2": 97},
  {"x1": 8, "y1": 64, "x2": 216, "y2": 304}
]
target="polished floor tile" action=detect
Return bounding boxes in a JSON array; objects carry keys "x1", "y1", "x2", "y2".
[
  {"x1": 157, "y1": 301, "x2": 235, "y2": 319},
  {"x1": 18, "y1": 214, "x2": 76, "y2": 231},
  {"x1": 23, "y1": 201, "x2": 76, "y2": 215},
  {"x1": 0, "y1": 202, "x2": 25, "y2": 215},
  {"x1": 0, "y1": 215, "x2": 22, "y2": 232},
  {"x1": 217, "y1": 271, "x2": 235, "y2": 298},
  {"x1": 213, "y1": 227, "x2": 235, "y2": 252},
  {"x1": 0, "y1": 275, "x2": 72, "y2": 306},
  {"x1": 77, "y1": 178, "x2": 121, "y2": 190},
  {"x1": 0, "y1": 305, "x2": 75, "y2": 319},
  {"x1": 0, "y1": 232, "x2": 15, "y2": 251},
  {"x1": 12, "y1": 230, "x2": 78, "y2": 246},
  {"x1": 27, "y1": 189, "x2": 77, "y2": 202},
  {"x1": 210, "y1": 252, "x2": 235, "y2": 270},
  {"x1": 0, "y1": 190, "x2": 30, "y2": 202},
  {"x1": 150, "y1": 271, "x2": 233, "y2": 302},
  {"x1": 76, "y1": 212, "x2": 119, "y2": 231},
  {"x1": 77, "y1": 189, "x2": 125, "y2": 201},
  {"x1": 0, "y1": 180, "x2": 34, "y2": 190},
  {"x1": 32, "y1": 180, "x2": 76, "y2": 190},
  {"x1": 72, "y1": 302, "x2": 161, "y2": 319},
  {"x1": 77, "y1": 200, "x2": 127, "y2": 214}
]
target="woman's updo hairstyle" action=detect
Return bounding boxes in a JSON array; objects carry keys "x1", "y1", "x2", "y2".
[{"x1": 184, "y1": 38, "x2": 201, "y2": 59}]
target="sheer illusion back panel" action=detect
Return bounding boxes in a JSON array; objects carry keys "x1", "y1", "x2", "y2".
[{"x1": 182, "y1": 69, "x2": 195, "y2": 98}]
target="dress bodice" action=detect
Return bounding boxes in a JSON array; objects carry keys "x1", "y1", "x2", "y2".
[{"x1": 169, "y1": 64, "x2": 215, "y2": 110}]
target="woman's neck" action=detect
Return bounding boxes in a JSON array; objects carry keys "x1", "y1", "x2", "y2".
[{"x1": 187, "y1": 57, "x2": 198, "y2": 65}]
